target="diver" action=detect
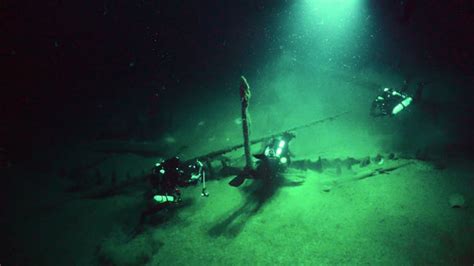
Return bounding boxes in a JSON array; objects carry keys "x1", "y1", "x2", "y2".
[
  {"x1": 370, "y1": 80, "x2": 426, "y2": 117},
  {"x1": 148, "y1": 156, "x2": 209, "y2": 205},
  {"x1": 137, "y1": 156, "x2": 208, "y2": 231},
  {"x1": 229, "y1": 132, "x2": 295, "y2": 187},
  {"x1": 254, "y1": 132, "x2": 295, "y2": 177}
]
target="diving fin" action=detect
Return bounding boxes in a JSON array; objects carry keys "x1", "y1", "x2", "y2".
[{"x1": 229, "y1": 173, "x2": 246, "y2": 187}]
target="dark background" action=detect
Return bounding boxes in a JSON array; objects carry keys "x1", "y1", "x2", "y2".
[{"x1": 1, "y1": 0, "x2": 473, "y2": 161}]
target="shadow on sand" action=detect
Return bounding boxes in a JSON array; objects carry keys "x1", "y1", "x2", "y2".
[
  {"x1": 208, "y1": 173, "x2": 304, "y2": 238},
  {"x1": 132, "y1": 197, "x2": 195, "y2": 237}
]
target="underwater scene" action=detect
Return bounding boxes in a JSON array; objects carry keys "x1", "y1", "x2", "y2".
[{"x1": 2, "y1": 0, "x2": 473, "y2": 265}]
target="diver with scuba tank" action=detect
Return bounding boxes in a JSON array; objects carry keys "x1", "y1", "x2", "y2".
[
  {"x1": 229, "y1": 132, "x2": 295, "y2": 187},
  {"x1": 370, "y1": 80, "x2": 426, "y2": 117},
  {"x1": 139, "y1": 156, "x2": 209, "y2": 223},
  {"x1": 149, "y1": 156, "x2": 209, "y2": 204}
]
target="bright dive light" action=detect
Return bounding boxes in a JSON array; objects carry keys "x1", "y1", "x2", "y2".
[
  {"x1": 280, "y1": 157, "x2": 288, "y2": 164},
  {"x1": 301, "y1": 0, "x2": 364, "y2": 40},
  {"x1": 392, "y1": 97, "x2": 413, "y2": 115},
  {"x1": 304, "y1": 0, "x2": 360, "y2": 16},
  {"x1": 153, "y1": 195, "x2": 175, "y2": 203},
  {"x1": 276, "y1": 147, "x2": 283, "y2": 157},
  {"x1": 295, "y1": 0, "x2": 367, "y2": 62},
  {"x1": 278, "y1": 140, "x2": 285, "y2": 148}
]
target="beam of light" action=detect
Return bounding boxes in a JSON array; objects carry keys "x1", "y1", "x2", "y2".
[
  {"x1": 300, "y1": 0, "x2": 364, "y2": 33},
  {"x1": 284, "y1": 0, "x2": 370, "y2": 66}
]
